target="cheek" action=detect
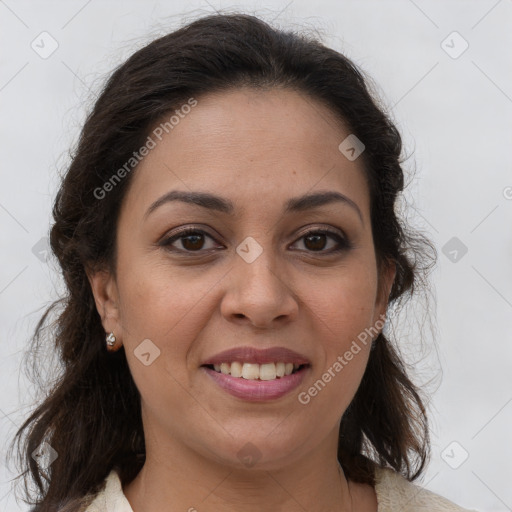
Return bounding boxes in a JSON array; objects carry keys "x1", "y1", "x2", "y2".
[
  {"x1": 303, "y1": 258, "x2": 378, "y2": 397},
  {"x1": 116, "y1": 254, "x2": 217, "y2": 340},
  {"x1": 298, "y1": 270, "x2": 376, "y2": 418},
  {"x1": 116, "y1": 261, "x2": 215, "y2": 403},
  {"x1": 307, "y1": 260, "x2": 378, "y2": 337}
]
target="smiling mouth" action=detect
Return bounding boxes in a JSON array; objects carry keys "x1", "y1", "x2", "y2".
[{"x1": 201, "y1": 362, "x2": 309, "y2": 380}]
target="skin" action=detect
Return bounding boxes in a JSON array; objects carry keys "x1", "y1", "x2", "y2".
[{"x1": 88, "y1": 87, "x2": 396, "y2": 512}]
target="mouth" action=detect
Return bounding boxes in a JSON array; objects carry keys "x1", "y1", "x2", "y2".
[
  {"x1": 201, "y1": 362, "x2": 310, "y2": 380},
  {"x1": 200, "y1": 362, "x2": 311, "y2": 402},
  {"x1": 200, "y1": 346, "x2": 311, "y2": 401}
]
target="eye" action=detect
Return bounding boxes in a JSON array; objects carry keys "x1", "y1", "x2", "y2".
[
  {"x1": 159, "y1": 226, "x2": 351, "y2": 255},
  {"x1": 291, "y1": 229, "x2": 351, "y2": 254},
  {"x1": 159, "y1": 228, "x2": 220, "y2": 253}
]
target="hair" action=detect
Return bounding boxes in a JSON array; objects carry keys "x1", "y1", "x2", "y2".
[{"x1": 9, "y1": 11, "x2": 437, "y2": 512}]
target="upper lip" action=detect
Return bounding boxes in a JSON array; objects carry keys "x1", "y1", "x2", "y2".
[{"x1": 201, "y1": 346, "x2": 311, "y2": 366}]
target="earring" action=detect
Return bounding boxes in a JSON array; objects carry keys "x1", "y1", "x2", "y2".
[{"x1": 106, "y1": 332, "x2": 117, "y2": 349}]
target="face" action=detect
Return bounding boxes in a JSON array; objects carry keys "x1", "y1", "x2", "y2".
[{"x1": 89, "y1": 87, "x2": 395, "y2": 471}]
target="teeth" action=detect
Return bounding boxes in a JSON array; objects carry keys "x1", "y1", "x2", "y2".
[
  {"x1": 209, "y1": 361, "x2": 304, "y2": 380},
  {"x1": 242, "y1": 363, "x2": 260, "y2": 380},
  {"x1": 230, "y1": 361, "x2": 243, "y2": 378},
  {"x1": 259, "y1": 363, "x2": 276, "y2": 381}
]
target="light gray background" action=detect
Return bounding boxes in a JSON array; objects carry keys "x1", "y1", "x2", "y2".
[{"x1": 1, "y1": 1, "x2": 511, "y2": 511}]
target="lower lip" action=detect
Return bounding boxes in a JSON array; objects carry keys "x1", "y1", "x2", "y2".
[{"x1": 201, "y1": 366, "x2": 309, "y2": 402}]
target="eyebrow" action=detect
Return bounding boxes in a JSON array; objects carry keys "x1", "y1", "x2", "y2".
[{"x1": 144, "y1": 189, "x2": 363, "y2": 223}]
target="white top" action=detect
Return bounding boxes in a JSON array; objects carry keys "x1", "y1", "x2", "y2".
[{"x1": 83, "y1": 466, "x2": 477, "y2": 511}]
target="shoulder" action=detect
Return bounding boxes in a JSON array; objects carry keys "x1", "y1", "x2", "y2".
[
  {"x1": 83, "y1": 468, "x2": 133, "y2": 512},
  {"x1": 374, "y1": 467, "x2": 478, "y2": 512}
]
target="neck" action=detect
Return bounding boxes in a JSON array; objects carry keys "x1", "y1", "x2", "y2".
[{"x1": 123, "y1": 438, "x2": 354, "y2": 512}]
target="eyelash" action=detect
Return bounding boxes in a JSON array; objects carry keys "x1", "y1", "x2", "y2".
[{"x1": 159, "y1": 227, "x2": 352, "y2": 255}]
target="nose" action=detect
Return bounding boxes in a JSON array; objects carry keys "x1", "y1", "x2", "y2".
[{"x1": 220, "y1": 248, "x2": 299, "y2": 329}]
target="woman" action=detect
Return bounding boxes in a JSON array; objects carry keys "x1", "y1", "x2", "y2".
[{"x1": 11, "y1": 12, "x2": 477, "y2": 512}]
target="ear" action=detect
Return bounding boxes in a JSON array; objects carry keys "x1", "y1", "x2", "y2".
[
  {"x1": 86, "y1": 267, "x2": 123, "y2": 339},
  {"x1": 373, "y1": 258, "x2": 396, "y2": 327}
]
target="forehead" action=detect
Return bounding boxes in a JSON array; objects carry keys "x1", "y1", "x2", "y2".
[{"x1": 121, "y1": 87, "x2": 370, "y2": 220}]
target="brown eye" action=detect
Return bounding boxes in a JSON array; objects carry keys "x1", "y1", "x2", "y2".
[
  {"x1": 160, "y1": 228, "x2": 218, "y2": 253},
  {"x1": 292, "y1": 229, "x2": 351, "y2": 254},
  {"x1": 181, "y1": 233, "x2": 206, "y2": 251},
  {"x1": 160, "y1": 227, "x2": 351, "y2": 255},
  {"x1": 304, "y1": 233, "x2": 328, "y2": 251}
]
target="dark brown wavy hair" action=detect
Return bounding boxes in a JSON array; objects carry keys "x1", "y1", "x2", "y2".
[{"x1": 9, "y1": 12, "x2": 437, "y2": 512}]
